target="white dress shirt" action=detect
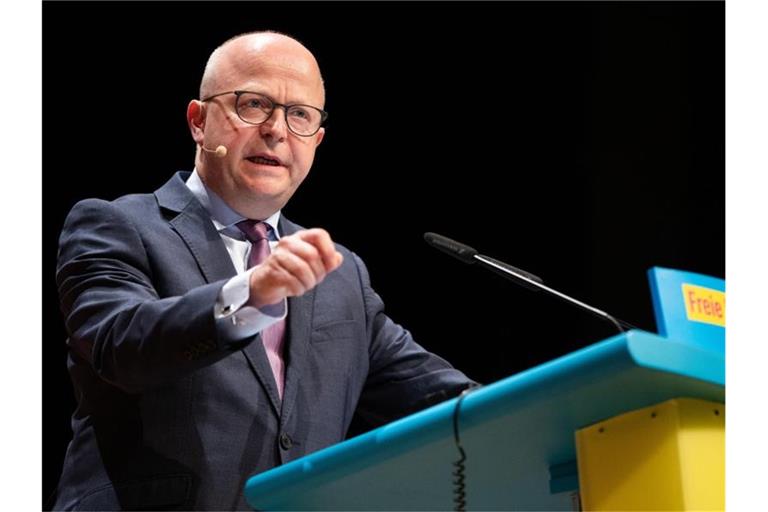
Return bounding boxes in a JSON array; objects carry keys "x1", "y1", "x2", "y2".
[{"x1": 185, "y1": 169, "x2": 287, "y2": 340}]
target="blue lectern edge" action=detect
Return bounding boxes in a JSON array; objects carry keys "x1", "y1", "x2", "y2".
[
  {"x1": 625, "y1": 330, "x2": 725, "y2": 386},
  {"x1": 648, "y1": 268, "x2": 667, "y2": 336}
]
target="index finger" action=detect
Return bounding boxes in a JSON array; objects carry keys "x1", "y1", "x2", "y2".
[{"x1": 294, "y1": 228, "x2": 341, "y2": 271}]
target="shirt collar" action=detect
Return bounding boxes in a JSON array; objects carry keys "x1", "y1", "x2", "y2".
[{"x1": 186, "y1": 168, "x2": 281, "y2": 240}]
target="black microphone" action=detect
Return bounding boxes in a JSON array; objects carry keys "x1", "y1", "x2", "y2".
[
  {"x1": 423, "y1": 232, "x2": 636, "y2": 333},
  {"x1": 423, "y1": 232, "x2": 477, "y2": 264},
  {"x1": 424, "y1": 232, "x2": 543, "y2": 286}
]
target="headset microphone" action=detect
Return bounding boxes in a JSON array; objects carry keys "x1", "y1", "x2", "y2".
[{"x1": 201, "y1": 144, "x2": 228, "y2": 158}]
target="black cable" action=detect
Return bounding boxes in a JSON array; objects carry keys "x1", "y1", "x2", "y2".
[{"x1": 452, "y1": 384, "x2": 481, "y2": 511}]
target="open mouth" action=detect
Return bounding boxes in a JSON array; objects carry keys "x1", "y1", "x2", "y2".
[{"x1": 246, "y1": 156, "x2": 281, "y2": 166}]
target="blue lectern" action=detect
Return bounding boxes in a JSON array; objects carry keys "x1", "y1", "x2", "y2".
[{"x1": 244, "y1": 330, "x2": 724, "y2": 510}]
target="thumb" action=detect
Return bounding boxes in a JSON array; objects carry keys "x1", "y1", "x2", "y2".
[{"x1": 333, "y1": 251, "x2": 344, "y2": 268}]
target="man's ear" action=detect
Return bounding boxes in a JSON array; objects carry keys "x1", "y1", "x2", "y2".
[
  {"x1": 314, "y1": 127, "x2": 325, "y2": 147},
  {"x1": 187, "y1": 100, "x2": 206, "y2": 145}
]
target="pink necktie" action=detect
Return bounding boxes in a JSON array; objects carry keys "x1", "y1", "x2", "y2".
[{"x1": 236, "y1": 220, "x2": 286, "y2": 400}]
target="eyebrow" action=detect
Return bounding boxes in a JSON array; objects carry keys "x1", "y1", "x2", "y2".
[{"x1": 236, "y1": 89, "x2": 322, "y2": 108}]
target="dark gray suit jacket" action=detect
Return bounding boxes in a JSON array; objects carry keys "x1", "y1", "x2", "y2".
[{"x1": 53, "y1": 172, "x2": 471, "y2": 510}]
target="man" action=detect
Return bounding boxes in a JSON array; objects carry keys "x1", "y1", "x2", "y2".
[{"x1": 53, "y1": 31, "x2": 472, "y2": 510}]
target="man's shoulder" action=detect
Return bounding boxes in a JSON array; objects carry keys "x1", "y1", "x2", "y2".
[
  {"x1": 68, "y1": 172, "x2": 192, "y2": 219},
  {"x1": 68, "y1": 192, "x2": 159, "y2": 220}
]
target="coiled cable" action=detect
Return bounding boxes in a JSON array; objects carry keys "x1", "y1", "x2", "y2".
[{"x1": 452, "y1": 384, "x2": 481, "y2": 511}]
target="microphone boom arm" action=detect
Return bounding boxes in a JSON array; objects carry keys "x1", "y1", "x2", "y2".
[
  {"x1": 423, "y1": 231, "x2": 638, "y2": 334},
  {"x1": 473, "y1": 254, "x2": 634, "y2": 333}
]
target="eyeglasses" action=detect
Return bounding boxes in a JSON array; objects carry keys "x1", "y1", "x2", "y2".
[{"x1": 200, "y1": 90, "x2": 328, "y2": 137}]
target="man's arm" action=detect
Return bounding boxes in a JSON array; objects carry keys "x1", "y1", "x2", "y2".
[
  {"x1": 350, "y1": 252, "x2": 475, "y2": 426},
  {"x1": 57, "y1": 198, "x2": 346, "y2": 394},
  {"x1": 57, "y1": 198, "x2": 237, "y2": 393}
]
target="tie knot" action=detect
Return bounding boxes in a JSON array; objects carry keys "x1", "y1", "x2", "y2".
[{"x1": 236, "y1": 220, "x2": 270, "y2": 243}]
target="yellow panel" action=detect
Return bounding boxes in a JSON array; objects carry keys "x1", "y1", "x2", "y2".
[
  {"x1": 677, "y1": 400, "x2": 725, "y2": 510},
  {"x1": 681, "y1": 283, "x2": 726, "y2": 326},
  {"x1": 576, "y1": 398, "x2": 724, "y2": 511}
]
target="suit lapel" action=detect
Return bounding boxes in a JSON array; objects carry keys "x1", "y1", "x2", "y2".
[
  {"x1": 154, "y1": 172, "x2": 282, "y2": 416},
  {"x1": 241, "y1": 335, "x2": 282, "y2": 416},
  {"x1": 156, "y1": 172, "x2": 236, "y2": 283},
  {"x1": 169, "y1": 206, "x2": 236, "y2": 283}
]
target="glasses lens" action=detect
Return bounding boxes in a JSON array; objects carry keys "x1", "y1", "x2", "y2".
[
  {"x1": 286, "y1": 105, "x2": 323, "y2": 135},
  {"x1": 235, "y1": 92, "x2": 324, "y2": 135},
  {"x1": 236, "y1": 93, "x2": 272, "y2": 124}
]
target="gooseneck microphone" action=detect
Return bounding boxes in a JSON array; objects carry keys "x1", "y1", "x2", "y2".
[
  {"x1": 423, "y1": 232, "x2": 544, "y2": 286},
  {"x1": 201, "y1": 144, "x2": 228, "y2": 158},
  {"x1": 423, "y1": 232, "x2": 636, "y2": 333}
]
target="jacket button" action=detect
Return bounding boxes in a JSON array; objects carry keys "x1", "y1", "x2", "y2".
[{"x1": 279, "y1": 432, "x2": 293, "y2": 450}]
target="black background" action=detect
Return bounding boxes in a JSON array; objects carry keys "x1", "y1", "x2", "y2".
[{"x1": 43, "y1": 1, "x2": 724, "y2": 504}]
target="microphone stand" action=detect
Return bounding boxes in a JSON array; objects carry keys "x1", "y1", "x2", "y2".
[{"x1": 472, "y1": 254, "x2": 636, "y2": 334}]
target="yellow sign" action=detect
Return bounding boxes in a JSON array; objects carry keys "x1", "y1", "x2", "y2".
[{"x1": 682, "y1": 284, "x2": 725, "y2": 326}]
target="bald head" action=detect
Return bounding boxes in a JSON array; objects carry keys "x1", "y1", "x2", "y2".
[{"x1": 200, "y1": 31, "x2": 325, "y2": 106}]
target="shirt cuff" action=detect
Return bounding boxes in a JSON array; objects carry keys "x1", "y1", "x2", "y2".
[{"x1": 214, "y1": 268, "x2": 287, "y2": 341}]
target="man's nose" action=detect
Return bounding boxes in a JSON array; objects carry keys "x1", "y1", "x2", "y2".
[{"x1": 259, "y1": 107, "x2": 289, "y2": 140}]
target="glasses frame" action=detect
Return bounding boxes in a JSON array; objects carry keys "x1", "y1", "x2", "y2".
[{"x1": 200, "y1": 90, "x2": 328, "y2": 137}]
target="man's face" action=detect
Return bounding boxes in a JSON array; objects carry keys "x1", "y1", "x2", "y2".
[{"x1": 191, "y1": 37, "x2": 325, "y2": 219}]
